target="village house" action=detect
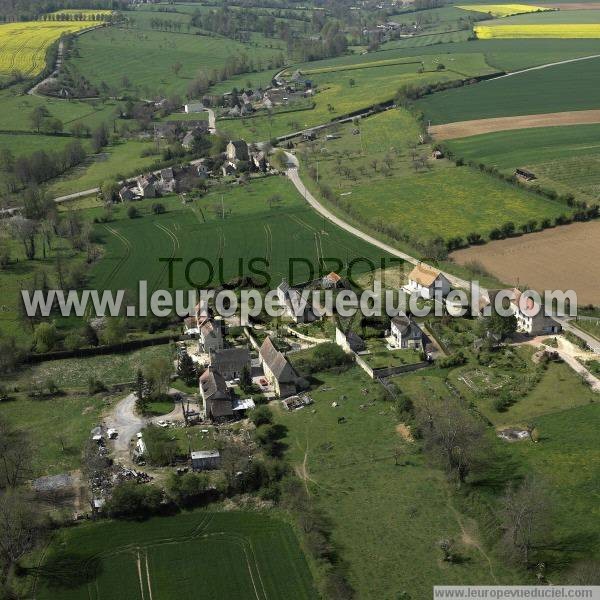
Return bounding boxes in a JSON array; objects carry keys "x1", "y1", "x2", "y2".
[
  {"x1": 160, "y1": 167, "x2": 176, "y2": 193},
  {"x1": 196, "y1": 162, "x2": 211, "y2": 178},
  {"x1": 191, "y1": 449, "x2": 221, "y2": 471},
  {"x1": 259, "y1": 337, "x2": 300, "y2": 398},
  {"x1": 390, "y1": 313, "x2": 424, "y2": 350},
  {"x1": 209, "y1": 347, "x2": 251, "y2": 380},
  {"x1": 118, "y1": 186, "x2": 136, "y2": 202},
  {"x1": 250, "y1": 150, "x2": 269, "y2": 172},
  {"x1": 322, "y1": 271, "x2": 344, "y2": 289},
  {"x1": 226, "y1": 140, "x2": 249, "y2": 164},
  {"x1": 199, "y1": 367, "x2": 233, "y2": 421},
  {"x1": 184, "y1": 102, "x2": 204, "y2": 113},
  {"x1": 263, "y1": 97, "x2": 273, "y2": 110},
  {"x1": 277, "y1": 280, "x2": 321, "y2": 323},
  {"x1": 406, "y1": 264, "x2": 451, "y2": 299},
  {"x1": 136, "y1": 173, "x2": 158, "y2": 198},
  {"x1": 509, "y1": 288, "x2": 561, "y2": 335},
  {"x1": 199, "y1": 318, "x2": 224, "y2": 354}
]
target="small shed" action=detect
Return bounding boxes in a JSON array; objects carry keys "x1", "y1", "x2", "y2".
[
  {"x1": 515, "y1": 167, "x2": 536, "y2": 181},
  {"x1": 191, "y1": 450, "x2": 221, "y2": 471}
]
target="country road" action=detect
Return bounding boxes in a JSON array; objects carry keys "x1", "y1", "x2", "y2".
[
  {"x1": 556, "y1": 317, "x2": 600, "y2": 354},
  {"x1": 494, "y1": 53, "x2": 600, "y2": 79},
  {"x1": 283, "y1": 151, "x2": 473, "y2": 291}
]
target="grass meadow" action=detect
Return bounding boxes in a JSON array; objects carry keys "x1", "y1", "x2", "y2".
[
  {"x1": 419, "y1": 56, "x2": 600, "y2": 123},
  {"x1": 35, "y1": 511, "x2": 316, "y2": 599},
  {"x1": 67, "y1": 25, "x2": 284, "y2": 99},
  {"x1": 296, "y1": 109, "x2": 567, "y2": 248},
  {"x1": 445, "y1": 123, "x2": 600, "y2": 201},
  {"x1": 275, "y1": 366, "x2": 521, "y2": 598},
  {"x1": 394, "y1": 334, "x2": 600, "y2": 576}
]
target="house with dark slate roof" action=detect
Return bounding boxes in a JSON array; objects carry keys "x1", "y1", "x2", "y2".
[
  {"x1": 199, "y1": 367, "x2": 232, "y2": 421},
  {"x1": 209, "y1": 347, "x2": 250, "y2": 381},
  {"x1": 390, "y1": 313, "x2": 424, "y2": 350},
  {"x1": 259, "y1": 337, "x2": 299, "y2": 398}
]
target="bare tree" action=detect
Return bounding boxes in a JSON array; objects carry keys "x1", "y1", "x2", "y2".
[
  {"x1": 499, "y1": 476, "x2": 550, "y2": 566},
  {"x1": 416, "y1": 398, "x2": 486, "y2": 484},
  {"x1": 0, "y1": 420, "x2": 32, "y2": 488},
  {"x1": 0, "y1": 489, "x2": 43, "y2": 580},
  {"x1": 8, "y1": 216, "x2": 37, "y2": 260}
]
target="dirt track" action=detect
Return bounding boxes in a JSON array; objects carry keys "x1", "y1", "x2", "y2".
[
  {"x1": 430, "y1": 109, "x2": 600, "y2": 140},
  {"x1": 450, "y1": 221, "x2": 600, "y2": 305}
]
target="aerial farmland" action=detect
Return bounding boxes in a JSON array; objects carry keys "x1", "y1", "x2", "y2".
[{"x1": 0, "y1": 1, "x2": 599, "y2": 599}]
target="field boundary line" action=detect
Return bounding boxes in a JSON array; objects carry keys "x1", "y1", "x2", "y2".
[
  {"x1": 494, "y1": 53, "x2": 600, "y2": 79},
  {"x1": 144, "y1": 550, "x2": 154, "y2": 600}
]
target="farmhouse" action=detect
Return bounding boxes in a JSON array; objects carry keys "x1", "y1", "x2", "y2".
[
  {"x1": 259, "y1": 337, "x2": 300, "y2": 398},
  {"x1": 407, "y1": 264, "x2": 451, "y2": 299},
  {"x1": 209, "y1": 347, "x2": 251, "y2": 380},
  {"x1": 251, "y1": 150, "x2": 269, "y2": 172},
  {"x1": 199, "y1": 367, "x2": 233, "y2": 421},
  {"x1": 390, "y1": 314, "x2": 424, "y2": 350},
  {"x1": 277, "y1": 280, "x2": 321, "y2": 323},
  {"x1": 226, "y1": 140, "x2": 249, "y2": 163},
  {"x1": 118, "y1": 186, "x2": 136, "y2": 202},
  {"x1": 191, "y1": 450, "x2": 220, "y2": 471},
  {"x1": 322, "y1": 271, "x2": 344, "y2": 289},
  {"x1": 160, "y1": 168, "x2": 176, "y2": 193},
  {"x1": 136, "y1": 173, "x2": 158, "y2": 198},
  {"x1": 199, "y1": 318, "x2": 224, "y2": 353},
  {"x1": 184, "y1": 103, "x2": 204, "y2": 113},
  {"x1": 509, "y1": 288, "x2": 561, "y2": 335}
]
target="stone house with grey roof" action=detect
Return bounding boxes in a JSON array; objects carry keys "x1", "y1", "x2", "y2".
[
  {"x1": 259, "y1": 337, "x2": 299, "y2": 398},
  {"x1": 209, "y1": 347, "x2": 250, "y2": 381},
  {"x1": 199, "y1": 367, "x2": 232, "y2": 421}
]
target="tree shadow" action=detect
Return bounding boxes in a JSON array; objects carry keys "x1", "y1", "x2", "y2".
[{"x1": 31, "y1": 551, "x2": 103, "y2": 589}]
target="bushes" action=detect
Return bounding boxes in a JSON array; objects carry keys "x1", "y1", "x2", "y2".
[
  {"x1": 165, "y1": 472, "x2": 208, "y2": 507},
  {"x1": 105, "y1": 482, "x2": 163, "y2": 519},
  {"x1": 437, "y1": 350, "x2": 467, "y2": 369},
  {"x1": 294, "y1": 343, "x2": 352, "y2": 375}
]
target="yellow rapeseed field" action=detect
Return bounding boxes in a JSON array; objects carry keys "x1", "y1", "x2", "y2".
[
  {"x1": 475, "y1": 24, "x2": 600, "y2": 38},
  {"x1": 458, "y1": 4, "x2": 551, "y2": 17},
  {"x1": 0, "y1": 19, "x2": 103, "y2": 78}
]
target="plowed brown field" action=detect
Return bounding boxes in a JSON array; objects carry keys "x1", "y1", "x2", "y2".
[{"x1": 451, "y1": 221, "x2": 600, "y2": 305}]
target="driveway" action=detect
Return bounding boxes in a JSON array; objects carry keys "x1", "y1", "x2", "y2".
[{"x1": 104, "y1": 389, "x2": 192, "y2": 465}]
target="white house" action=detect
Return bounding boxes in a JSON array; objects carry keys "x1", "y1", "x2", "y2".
[
  {"x1": 184, "y1": 103, "x2": 204, "y2": 113},
  {"x1": 406, "y1": 264, "x2": 451, "y2": 299},
  {"x1": 509, "y1": 289, "x2": 561, "y2": 335},
  {"x1": 390, "y1": 314, "x2": 424, "y2": 350}
]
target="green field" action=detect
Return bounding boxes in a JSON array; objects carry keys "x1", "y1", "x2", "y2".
[
  {"x1": 66, "y1": 25, "x2": 284, "y2": 99},
  {"x1": 445, "y1": 123, "x2": 600, "y2": 201},
  {"x1": 89, "y1": 176, "x2": 391, "y2": 294},
  {"x1": 483, "y1": 9, "x2": 600, "y2": 24},
  {"x1": 1, "y1": 393, "x2": 105, "y2": 477},
  {"x1": 296, "y1": 109, "x2": 567, "y2": 248},
  {"x1": 276, "y1": 366, "x2": 520, "y2": 598},
  {"x1": 47, "y1": 139, "x2": 158, "y2": 197},
  {"x1": 419, "y1": 56, "x2": 600, "y2": 123},
  {"x1": 36, "y1": 511, "x2": 316, "y2": 599}
]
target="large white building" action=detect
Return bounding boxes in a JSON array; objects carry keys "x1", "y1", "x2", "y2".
[{"x1": 406, "y1": 264, "x2": 451, "y2": 300}]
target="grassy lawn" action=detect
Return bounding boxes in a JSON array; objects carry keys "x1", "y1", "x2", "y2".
[
  {"x1": 275, "y1": 366, "x2": 520, "y2": 598},
  {"x1": 3, "y1": 345, "x2": 173, "y2": 391},
  {"x1": 0, "y1": 393, "x2": 105, "y2": 477},
  {"x1": 510, "y1": 403, "x2": 600, "y2": 566},
  {"x1": 362, "y1": 337, "x2": 422, "y2": 369},
  {"x1": 35, "y1": 511, "x2": 317, "y2": 599},
  {"x1": 419, "y1": 56, "x2": 600, "y2": 123},
  {"x1": 47, "y1": 139, "x2": 158, "y2": 197}
]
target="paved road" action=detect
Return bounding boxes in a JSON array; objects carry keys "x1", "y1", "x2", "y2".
[
  {"x1": 284, "y1": 152, "x2": 472, "y2": 291},
  {"x1": 556, "y1": 317, "x2": 600, "y2": 354},
  {"x1": 205, "y1": 108, "x2": 216, "y2": 133},
  {"x1": 494, "y1": 54, "x2": 600, "y2": 79}
]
